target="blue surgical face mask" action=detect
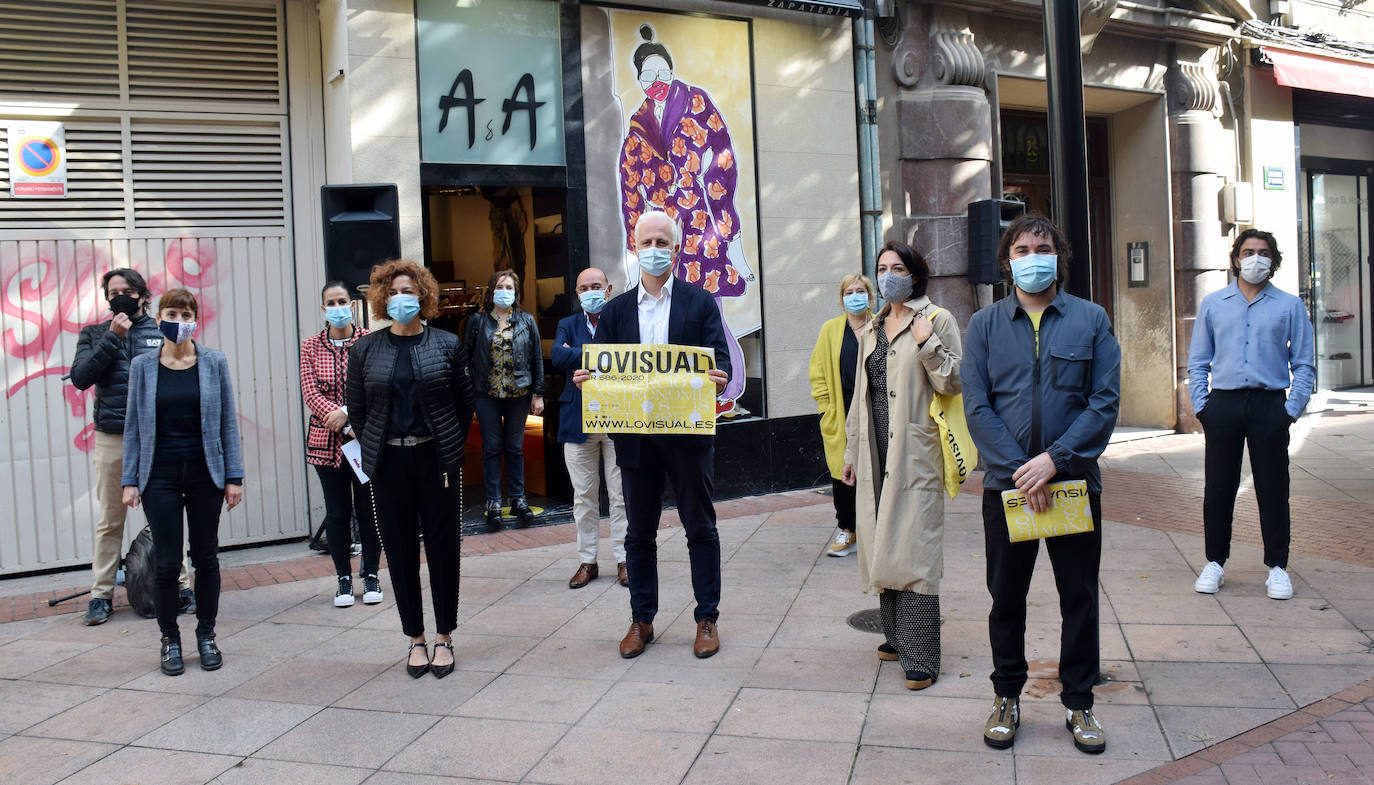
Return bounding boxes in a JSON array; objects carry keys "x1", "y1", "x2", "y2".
[
  {"x1": 387, "y1": 293, "x2": 421, "y2": 325},
  {"x1": 878, "y1": 271, "x2": 913, "y2": 304},
  {"x1": 638, "y1": 247, "x2": 674, "y2": 277},
  {"x1": 159, "y1": 320, "x2": 195, "y2": 344},
  {"x1": 492, "y1": 289, "x2": 516, "y2": 309},
  {"x1": 324, "y1": 304, "x2": 353, "y2": 329},
  {"x1": 843, "y1": 292, "x2": 871, "y2": 314},
  {"x1": 579, "y1": 289, "x2": 607, "y2": 314},
  {"x1": 1010, "y1": 254, "x2": 1058, "y2": 294}
]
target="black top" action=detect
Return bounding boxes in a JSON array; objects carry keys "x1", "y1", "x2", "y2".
[
  {"x1": 386, "y1": 332, "x2": 429, "y2": 439},
  {"x1": 839, "y1": 324, "x2": 858, "y2": 414},
  {"x1": 155, "y1": 363, "x2": 201, "y2": 461}
]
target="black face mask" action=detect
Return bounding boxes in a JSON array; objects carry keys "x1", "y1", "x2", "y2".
[{"x1": 109, "y1": 294, "x2": 140, "y2": 318}]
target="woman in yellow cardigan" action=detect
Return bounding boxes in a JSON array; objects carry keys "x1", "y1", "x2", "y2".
[{"x1": 809, "y1": 273, "x2": 875, "y2": 556}]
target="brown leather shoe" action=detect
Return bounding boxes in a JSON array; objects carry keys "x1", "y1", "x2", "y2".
[
  {"x1": 619, "y1": 621, "x2": 654, "y2": 659},
  {"x1": 569, "y1": 562, "x2": 598, "y2": 589},
  {"x1": 693, "y1": 619, "x2": 720, "y2": 659},
  {"x1": 616, "y1": 562, "x2": 628, "y2": 587}
]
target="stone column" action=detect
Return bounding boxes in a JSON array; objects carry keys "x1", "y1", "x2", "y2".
[
  {"x1": 1167, "y1": 53, "x2": 1229, "y2": 431},
  {"x1": 879, "y1": 4, "x2": 993, "y2": 325}
]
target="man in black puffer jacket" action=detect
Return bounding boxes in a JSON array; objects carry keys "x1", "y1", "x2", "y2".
[{"x1": 71, "y1": 269, "x2": 192, "y2": 625}]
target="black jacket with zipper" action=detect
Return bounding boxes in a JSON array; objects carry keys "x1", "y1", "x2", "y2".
[
  {"x1": 69, "y1": 314, "x2": 164, "y2": 435},
  {"x1": 462, "y1": 308, "x2": 545, "y2": 396},
  {"x1": 346, "y1": 326, "x2": 474, "y2": 477}
]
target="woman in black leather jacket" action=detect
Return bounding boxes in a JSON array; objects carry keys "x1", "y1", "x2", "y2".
[
  {"x1": 463, "y1": 269, "x2": 544, "y2": 529},
  {"x1": 347, "y1": 259, "x2": 473, "y2": 679}
]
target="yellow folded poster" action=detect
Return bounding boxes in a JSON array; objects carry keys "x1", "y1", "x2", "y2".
[
  {"x1": 581, "y1": 343, "x2": 717, "y2": 435},
  {"x1": 1002, "y1": 480, "x2": 1094, "y2": 542}
]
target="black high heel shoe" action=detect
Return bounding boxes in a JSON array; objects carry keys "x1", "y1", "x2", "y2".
[
  {"x1": 431, "y1": 641, "x2": 455, "y2": 679},
  {"x1": 406, "y1": 641, "x2": 430, "y2": 678}
]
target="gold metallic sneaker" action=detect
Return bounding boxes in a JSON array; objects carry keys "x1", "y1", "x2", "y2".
[
  {"x1": 983, "y1": 696, "x2": 1019, "y2": 749},
  {"x1": 1066, "y1": 709, "x2": 1107, "y2": 754}
]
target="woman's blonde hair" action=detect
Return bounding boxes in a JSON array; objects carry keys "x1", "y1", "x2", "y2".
[
  {"x1": 365, "y1": 259, "x2": 440, "y2": 322},
  {"x1": 838, "y1": 273, "x2": 875, "y2": 312}
]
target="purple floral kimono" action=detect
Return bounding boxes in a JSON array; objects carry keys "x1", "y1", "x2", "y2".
[{"x1": 618, "y1": 80, "x2": 745, "y2": 299}]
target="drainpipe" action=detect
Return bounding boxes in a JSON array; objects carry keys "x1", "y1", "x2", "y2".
[
  {"x1": 853, "y1": 12, "x2": 883, "y2": 281},
  {"x1": 319, "y1": 0, "x2": 353, "y2": 183}
]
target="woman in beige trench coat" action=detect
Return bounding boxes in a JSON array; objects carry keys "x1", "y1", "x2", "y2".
[{"x1": 842, "y1": 241, "x2": 962, "y2": 690}]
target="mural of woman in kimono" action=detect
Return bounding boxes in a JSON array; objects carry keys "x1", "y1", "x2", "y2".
[{"x1": 617, "y1": 24, "x2": 752, "y2": 416}]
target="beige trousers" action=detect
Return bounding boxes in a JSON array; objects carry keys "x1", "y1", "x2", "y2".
[
  {"x1": 565, "y1": 434, "x2": 627, "y2": 564},
  {"x1": 91, "y1": 431, "x2": 190, "y2": 599}
]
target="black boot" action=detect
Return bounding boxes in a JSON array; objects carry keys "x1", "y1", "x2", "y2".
[
  {"x1": 484, "y1": 500, "x2": 503, "y2": 529},
  {"x1": 160, "y1": 636, "x2": 184, "y2": 676},
  {"x1": 510, "y1": 497, "x2": 535, "y2": 527},
  {"x1": 197, "y1": 635, "x2": 222, "y2": 671}
]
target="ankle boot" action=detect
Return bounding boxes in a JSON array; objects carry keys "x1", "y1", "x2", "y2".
[{"x1": 160, "y1": 635, "x2": 184, "y2": 676}]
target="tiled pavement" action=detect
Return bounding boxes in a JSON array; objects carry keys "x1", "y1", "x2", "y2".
[{"x1": 1, "y1": 404, "x2": 1372, "y2": 784}]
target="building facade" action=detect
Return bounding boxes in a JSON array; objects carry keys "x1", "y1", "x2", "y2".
[{"x1": 0, "y1": 0, "x2": 866, "y2": 575}]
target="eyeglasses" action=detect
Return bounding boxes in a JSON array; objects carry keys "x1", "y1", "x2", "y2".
[{"x1": 638, "y1": 69, "x2": 672, "y2": 84}]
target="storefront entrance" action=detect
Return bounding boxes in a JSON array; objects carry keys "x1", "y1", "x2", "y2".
[
  {"x1": 423, "y1": 185, "x2": 576, "y2": 530},
  {"x1": 1304, "y1": 168, "x2": 1373, "y2": 391}
]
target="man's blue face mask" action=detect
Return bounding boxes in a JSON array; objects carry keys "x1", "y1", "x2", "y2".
[{"x1": 1010, "y1": 254, "x2": 1058, "y2": 294}]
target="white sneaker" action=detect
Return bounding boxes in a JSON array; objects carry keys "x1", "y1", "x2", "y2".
[
  {"x1": 333, "y1": 576, "x2": 355, "y2": 607},
  {"x1": 1266, "y1": 566, "x2": 1293, "y2": 600},
  {"x1": 1194, "y1": 561, "x2": 1224, "y2": 594},
  {"x1": 362, "y1": 574, "x2": 384, "y2": 605},
  {"x1": 826, "y1": 529, "x2": 857, "y2": 557}
]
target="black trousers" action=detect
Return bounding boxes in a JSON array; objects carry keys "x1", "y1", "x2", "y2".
[
  {"x1": 314, "y1": 461, "x2": 381, "y2": 578},
  {"x1": 372, "y1": 442, "x2": 461, "y2": 638},
  {"x1": 622, "y1": 438, "x2": 721, "y2": 624},
  {"x1": 143, "y1": 455, "x2": 223, "y2": 641},
  {"x1": 1201, "y1": 388, "x2": 1292, "y2": 568},
  {"x1": 831, "y1": 477, "x2": 856, "y2": 532},
  {"x1": 982, "y1": 489, "x2": 1102, "y2": 710},
  {"x1": 474, "y1": 392, "x2": 531, "y2": 503}
]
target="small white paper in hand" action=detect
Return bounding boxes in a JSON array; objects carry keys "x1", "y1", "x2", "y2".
[{"x1": 341, "y1": 439, "x2": 369, "y2": 484}]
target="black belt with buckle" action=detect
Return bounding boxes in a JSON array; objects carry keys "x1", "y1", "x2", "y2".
[{"x1": 385, "y1": 435, "x2": 434, "y2": 447}]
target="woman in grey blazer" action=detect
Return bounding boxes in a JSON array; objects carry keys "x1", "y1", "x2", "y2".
[{"x1": 122, "y1": 288, "x2": 244, "y2": 677}]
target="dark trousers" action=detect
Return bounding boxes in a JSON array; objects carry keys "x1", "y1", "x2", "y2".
[
  {"x1": 143, "y1": 455, "x2": 223, "y2": 641},
  {"x1": 621, "y1": 438, "x2": 721, "y2": 624},
  {"x1": 372, "y1": 442, "x2": 461, "y2": 638},
  {"x1": 314, "y1": 461, "x2": 380, "y2": 577},
  {"x1": 1201, "y1": 389, "x2": 1292, "y2": 568},
  {"x1": 982, "y1": 489, "x2": 1102, "y2": 710},
  {"x1": 831, "y1": 477, "x2": 856, "y2": 532},
  {"x1": 474, "y1": 392, "x2": 531, "y2": 502}
]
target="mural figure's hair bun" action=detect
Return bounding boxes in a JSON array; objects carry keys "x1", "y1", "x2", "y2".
[{"x1": 639, "y1": 24, "x2": 654, "y2": 42}]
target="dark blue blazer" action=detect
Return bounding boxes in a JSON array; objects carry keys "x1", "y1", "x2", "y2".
[
  {"x1": 553, "y1": 312, "x2": 597, "y2": 445},
  {"x1": 595, "y1": 278, "x2": 731, "y2": 469}
]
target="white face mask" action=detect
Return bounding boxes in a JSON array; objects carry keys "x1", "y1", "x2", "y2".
[{"x1": 1239, "y1": 257, "x2": 1271, "y2": 285}]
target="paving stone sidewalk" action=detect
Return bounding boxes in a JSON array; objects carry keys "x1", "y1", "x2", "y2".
[{"x1": 1, "y1": 404, "x2": 1371, "y2": 784}]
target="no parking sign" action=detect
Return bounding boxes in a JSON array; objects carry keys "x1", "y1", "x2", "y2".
[{"x1": 8, "y1": 121, "x2": 66, "y2": 198}]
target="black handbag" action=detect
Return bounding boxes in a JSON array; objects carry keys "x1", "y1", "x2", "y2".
[{"x1": 122, "y1": 526, "x2": 158, "y2": 619}]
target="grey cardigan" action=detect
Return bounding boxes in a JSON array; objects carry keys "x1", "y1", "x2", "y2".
[{"x1": 121, "y1": 344, "x2": 246, "y2": 492}]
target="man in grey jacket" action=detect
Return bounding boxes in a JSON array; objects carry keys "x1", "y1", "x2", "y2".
[
  {"x1": 961, "y1": 215, "x2": 1121, "y2": 755},
  {"x1": 71, "y1": 269, "x2": 192, "y2": 625}
]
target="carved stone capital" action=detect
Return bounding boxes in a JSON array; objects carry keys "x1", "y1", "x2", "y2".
[
  {"x1": 930, "y1": 28, "x2": 985, "y2": 88},
  {"x1": 1169, "y1": 62, "x2": 1221, "y2": 115}
]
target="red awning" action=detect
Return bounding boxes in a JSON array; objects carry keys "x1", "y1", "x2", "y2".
[{"x1": 1264, "y1": 47, "x2": 1374, "y2": 100}]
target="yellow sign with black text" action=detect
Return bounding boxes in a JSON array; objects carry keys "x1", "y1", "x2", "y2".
[
  {"x1": 581, "y1": 343, "x2": 717, "y2": 435},
  {"x1": 1002, "y1": 480, "x2": 1094, "y2": 542}
]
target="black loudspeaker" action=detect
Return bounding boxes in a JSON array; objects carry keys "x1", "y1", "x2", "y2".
[
  {"x1": 967, "y1": 199, "x2": 1026, "y2": 285},
  {"x1": 321, "y1": 184, "x2": 401, "y2": 297}
]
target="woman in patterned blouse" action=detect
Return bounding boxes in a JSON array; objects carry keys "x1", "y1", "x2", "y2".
[{"x1": 462, "y1": 270, "x2": 545, "y2": 529}]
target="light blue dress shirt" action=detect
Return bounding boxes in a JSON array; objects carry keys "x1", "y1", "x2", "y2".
[{"x1": 1187, "y1": 281, "x2": 1316, "y2": 420}]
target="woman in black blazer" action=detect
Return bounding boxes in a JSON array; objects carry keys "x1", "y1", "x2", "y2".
[{"x1": 347, "y1": 260, "x2": 473, "y2": 678}]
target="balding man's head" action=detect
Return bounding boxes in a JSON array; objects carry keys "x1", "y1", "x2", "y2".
[{"x1": 575, "y1": 266, "x2": 609, "y2": 293}]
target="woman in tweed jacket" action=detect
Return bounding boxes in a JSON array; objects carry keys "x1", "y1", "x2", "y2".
[
  {"x1": 300, "y1": 280, "x2": 380, "y2": 609},
  {"x1": 122, "y1": 288, "x2": 244, "y2": 677}
]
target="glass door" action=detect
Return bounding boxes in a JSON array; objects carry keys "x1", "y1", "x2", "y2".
[{"x1": 1307, "y1": 172, "x2": 1371, "y2": 391}]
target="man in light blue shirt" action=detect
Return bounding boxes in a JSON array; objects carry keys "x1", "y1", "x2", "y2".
[{"x1": 1187, "y1": 228, "x2": 1315, "y2": 601}]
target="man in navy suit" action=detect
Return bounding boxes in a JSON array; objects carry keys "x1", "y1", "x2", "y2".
[
  {"x1": 554, "y1": 267, "x2": 629, "y2": 590},
  {"x1": 574, "y1": 210, "x2": 731, "y2": 659}
]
